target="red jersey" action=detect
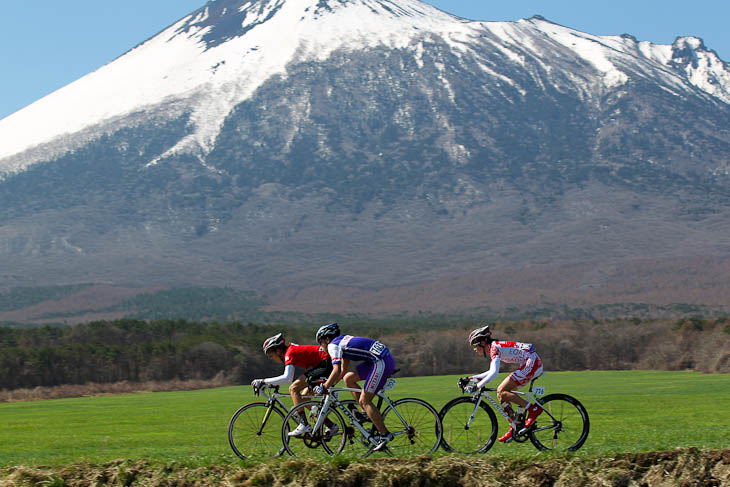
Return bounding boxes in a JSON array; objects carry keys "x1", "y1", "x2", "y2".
[{"x1": 284, "y1": 343, "x2": 330, "y2": 368}]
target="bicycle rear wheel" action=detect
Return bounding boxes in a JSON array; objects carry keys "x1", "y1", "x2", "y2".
[
  {"x1": 282, "y1": 400, "x2": 348, "y2": 458},
  {"x1": 528, "y1": 393, "x2": 589, "y2": 451},
  {"x1": 228, "y1": 402, "x2": 286, "y2": 461},
  {"x1": 381, "y1": 398, "x2": 442, "y2": 456},
  {"x1": 439, "y1": 396, "x2": 498, "y2": 453}
]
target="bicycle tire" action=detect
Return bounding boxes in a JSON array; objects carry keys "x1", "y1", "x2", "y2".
[
  {"x1": 228, "y1": 402, "x2": 287, "y2": 461},
  {"x1": 528, "y1": 393, "x2": 590, "y2": 451},
  {"x1": 381, "y1": 398, "x2": 443, "y2": 456},
  {"x1": 439, "y1": 396, "x2": 499, "y2": 454},
  {"x1": 281, "y1": 400, "x2": 348, "y2": 458}
]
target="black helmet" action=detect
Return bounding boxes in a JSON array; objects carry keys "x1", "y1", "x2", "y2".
[
  {"x1": 316, "y1": 322, "x2": 340, "y2": 343},
  {"x1": 262, "y1": 333, "x2": 285, "y2": 353},
  {"x1": 468, "y1": 325, "x2": 492, "y2": 346}
]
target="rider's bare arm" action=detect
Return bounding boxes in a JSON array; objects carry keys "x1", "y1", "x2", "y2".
[{"x1": 323, "y1": 362, "x2": 342, "y2": 389}]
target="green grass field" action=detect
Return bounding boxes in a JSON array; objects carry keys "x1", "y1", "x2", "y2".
[{"x1": 1, "y1": 370, "x2": 728, "y2": 466}]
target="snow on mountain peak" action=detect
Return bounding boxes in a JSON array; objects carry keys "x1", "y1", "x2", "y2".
[
  {"x1": 0, "y1": 0, "x2": 470, "y2": 173},
  {"x1": 674, "y1": 36, "x2": 705, "y2": 52},
  {"x1": 669, "y1": 36, "x2": 730, "y2": 104},
  {"x1": 1, "y1": 0, "x2": 729, "y2": 176}
]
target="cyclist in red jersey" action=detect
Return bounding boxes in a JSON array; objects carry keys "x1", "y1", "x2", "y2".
[
  {"x1": 251, "y1": 333, "x2": 333, "y2": 436},
  {"x1": 466, "y1": 325, "x2": 544, "y2": 443}
]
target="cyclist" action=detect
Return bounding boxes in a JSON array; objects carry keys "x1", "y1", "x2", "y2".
[
  {"x1": 466, "y1": 324, "x2": 544, "y2": 443},
  {"x1": 250, "y1": 333, "x2": 334, "y2": 437},
  {"x1": 313, "y1": 322, "x2": 396, "y2": 452}
]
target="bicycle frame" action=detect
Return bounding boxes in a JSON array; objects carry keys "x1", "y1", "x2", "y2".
[
  {"x1": 254, "y1": 385, "x2": 320, "y2": 435},
  {"x1": 464, "y1": 381, "x2": 555, "y2": 435},
  {"x1": 311, "y1": 386, "x2": 405, "y2": 450}
]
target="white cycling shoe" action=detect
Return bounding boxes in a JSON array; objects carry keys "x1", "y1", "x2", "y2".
[
  {"x1": 324, "y1": 424, "x2": 340, "y2": 438},
  {"x1": 287, "y1": 423, "x2": 313, "y2": 437},
  {"x1": 372, "y1": 432, "x2": 394, "y2": 452}
]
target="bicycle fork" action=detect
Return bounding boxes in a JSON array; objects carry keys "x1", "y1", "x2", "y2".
[
  {"x1": 258, "y1": 404, "x2": 274, "y2": 436},
  {"x1": 258, "y1": 402, "x2": 287, "y2": 457}
]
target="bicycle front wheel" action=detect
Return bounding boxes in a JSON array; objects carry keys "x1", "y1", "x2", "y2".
[
  {"x1": 282, "y1": 400, "x2": 348, "y2": 458},
  {"x1": 228, "y1": 402, "x2": 286, "y2": 461},
  {"x1": 382, "y1": 398, "x2": 442, "y2": 456},
  {"x1": 439, "y1": 396, "x2": 498, "y2": 454},
  {"x1": 528, "y1": 393, "x2": 590, "y2": 451}
]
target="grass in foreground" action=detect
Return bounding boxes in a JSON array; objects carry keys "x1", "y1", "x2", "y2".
[{"x1": 0, "y1": 370, "x2": 728, "y2": 466}]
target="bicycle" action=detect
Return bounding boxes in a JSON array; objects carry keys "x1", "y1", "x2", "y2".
[
  {"x1": 281, "y1": 378, "x2": 443, "y2": 458},
  {"x1": 228, "y1": 382, "x2": 317, "y2": 461},
  {"x1": 439, "y1": 376, "x2": 589, "y2": 453}
]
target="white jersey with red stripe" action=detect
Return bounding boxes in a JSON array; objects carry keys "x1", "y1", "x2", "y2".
[
  {"x1": 489, "y1": 341, "x2": 536, "y2": 363},
  {"x1": 473, "y1": 340, "x2": 542, "y2": 388}
]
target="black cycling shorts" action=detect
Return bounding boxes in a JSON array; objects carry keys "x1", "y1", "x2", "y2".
[{"x1": 304, "y1": 359, "x2": 333, "y2": 382}]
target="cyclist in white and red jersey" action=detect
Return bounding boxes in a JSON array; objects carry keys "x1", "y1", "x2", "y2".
[
  {"x1": 466, "y1": 324, "x2": 544, "y2": 443},
  {"x1": 251, "y1": 333, "x2": 333, "y2": 437},
  {"x1": 314, "y1": 322, "x2": 397, "y2": 452}
]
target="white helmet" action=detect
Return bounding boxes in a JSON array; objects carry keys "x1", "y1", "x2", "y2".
[
  {"x1": 468, "y1": 325, "x2": 492, "y2": 346},
  {"x1": 262, "y1": 333, "x2": 285, "y2": 353}
]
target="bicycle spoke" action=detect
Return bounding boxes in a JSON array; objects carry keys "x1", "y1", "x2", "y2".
[
  {"x1": 338, "y1": 400, "x2": 378, "y2": 456},
  {"x1": 382, "y1": 398, "x2": 442, "y2": 456},
  {"x1": 439, "y1": 397, "x2": 497, "y2": 454},
  {"x1": 228, "y1": 403, "x2": 285, "y2": 461},
  {"x1": 282, "y1": 401, "x2": 347, "y2": 458},
  {"x1": 529, "y1": 394, "x2": 589, "y2": 451}
]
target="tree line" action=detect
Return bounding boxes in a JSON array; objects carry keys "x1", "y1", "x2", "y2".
[{"x1": 1, "y1": 317, "x2": 728, "y2": 391}]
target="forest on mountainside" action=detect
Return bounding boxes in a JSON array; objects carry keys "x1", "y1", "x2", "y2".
[{"x1": 0, "y1": 317, "x2": 728, "y2": 393}]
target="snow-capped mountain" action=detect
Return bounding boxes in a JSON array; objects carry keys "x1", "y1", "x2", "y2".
[
  {"x1": 2, "y1": 0, "x2": 729, "y2": 174},
  {"x1": 2, "y1": 0, "x2": 730, "y2": 317}
]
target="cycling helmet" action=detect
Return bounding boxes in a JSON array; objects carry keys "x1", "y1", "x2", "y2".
[
  {"x1": 262, "y1": 333, "x2": 285, "y2": 354},
  {"x1": 468, "y1": 325, "x2": 492, "y2": 346},
  {"x1": 315, "y1": 322, "x2": 340, "y2": 343}
]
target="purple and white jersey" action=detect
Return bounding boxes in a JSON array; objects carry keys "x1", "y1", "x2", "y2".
[{"x1": 327, "y1": 335, "x2": 389, "y2": 365}]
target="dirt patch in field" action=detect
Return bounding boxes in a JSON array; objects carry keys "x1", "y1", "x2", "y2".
[{"x1": 1, "y1": 448, "x2": 728, "y2": 487}]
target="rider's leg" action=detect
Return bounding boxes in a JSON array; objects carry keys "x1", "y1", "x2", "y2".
[
  {"x1": 357, "y1": 357, "x2": 394, "y2": 436},
  {"x1": 496, "y1": 377, "x2": 524, "y2": 442},
  {"x1": 507, "y1": 356, "x2": 543, "y2": 429},
  {"x1": 289, "y1": 375, "x2": 308, "y2": 407},
  {"x1": 359, "y1": 390, "x2": 388, "y2": 435},
  {"x1": 497, "y1": 377, "x2": 527, "y2": 409},
  {"x1": 343, "y1": 370, "x2": 362, "y2": 402}
]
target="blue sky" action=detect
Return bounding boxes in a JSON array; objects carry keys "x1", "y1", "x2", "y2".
[{"x1": 1, "y1": 0, "x2": 728, "y2": 121}]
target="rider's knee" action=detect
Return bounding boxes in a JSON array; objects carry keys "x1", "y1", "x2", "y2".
[
  {"x1": 358, "y1": 397, "x2": 371, "y2": 410},
  {"x1": 497, "y1": 380, "x2": 515, "y2": 396},
  {"x1": 497, "y1": 389, "x2": 508, "y2": 402},
  {"x1": 289, "y1": 381, "x2": 304, "y2": 394}
]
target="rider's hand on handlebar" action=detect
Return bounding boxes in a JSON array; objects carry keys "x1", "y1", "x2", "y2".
[
  {"x1": 251, "y1": 379, "x2": 264, "y2": 393},
  {"x1": 313, "y1": 384, "x2": 328, "y2": 395}
]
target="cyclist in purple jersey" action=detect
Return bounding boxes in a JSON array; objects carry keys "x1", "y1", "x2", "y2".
[{"x1": 313, "y1": 323, "x2": 396, "y2": 452}]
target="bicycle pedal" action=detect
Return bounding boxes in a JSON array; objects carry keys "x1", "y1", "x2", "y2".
[{"x1": 518, "y1": 425, "x2": 534, "y2": 435}]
